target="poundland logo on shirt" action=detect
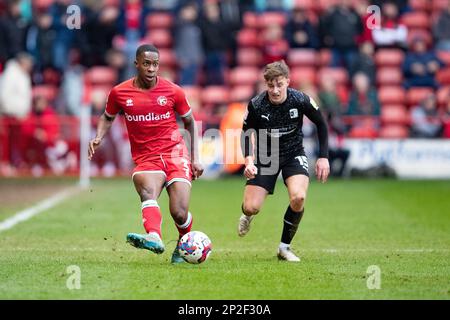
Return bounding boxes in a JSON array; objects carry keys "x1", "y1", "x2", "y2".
[{"x1": 125, "y1": 111, "x2": 170, "y2": 121}]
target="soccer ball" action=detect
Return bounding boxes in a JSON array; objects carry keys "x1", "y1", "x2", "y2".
[{"x1": 178, "y1": 231, "x2": 212, "y2": 264}]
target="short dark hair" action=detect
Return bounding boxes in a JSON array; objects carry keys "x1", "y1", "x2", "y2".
[{"x1": 135, "y1": 44, "x2": 159, "y2": 60}]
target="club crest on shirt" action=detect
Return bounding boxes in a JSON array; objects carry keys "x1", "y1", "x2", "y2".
[
  {"x1": 157, "y1": 96, "x2": 167, "y2": 106},
  {"x1": 289, "y1": 108, "x2": 298, "y2": 119},
  {"x1": 126, "y1": 99, "x2": 133, "y2": 107}
]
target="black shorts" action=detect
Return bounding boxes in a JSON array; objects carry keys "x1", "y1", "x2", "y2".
[{"x1": 246, "y1": 154, "x2": 309, "y2": 195}]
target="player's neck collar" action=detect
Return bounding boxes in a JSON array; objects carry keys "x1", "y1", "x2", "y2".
[{"x1": 133, "y1": 76, "x2": 159, "y2": 90}]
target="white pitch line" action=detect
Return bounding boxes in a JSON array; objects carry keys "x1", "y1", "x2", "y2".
[{"x1": 0, "y1": 187, "x2": 80, "y2": 233}]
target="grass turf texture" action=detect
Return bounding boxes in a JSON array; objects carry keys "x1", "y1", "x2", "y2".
[{"x1": 0, "y1": 177, "x2": 449, "y2": 299}]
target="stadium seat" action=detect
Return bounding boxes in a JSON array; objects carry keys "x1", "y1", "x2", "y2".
[
  {"x1": 290, "y1": 67, "x2": 317, "y2": 88},
  {"x1": 85, "y1": 67, "x2": 118, "y2": 85},
  {"x1": 376, "y1": 67, "x2": 403, "y2": 86},
  {"x1": 146, "y1": 12, "x2": 173, "y2": 29},
  {"x1": 237, "y1": 48, "x2": 263, "y2": 67},
  {"x1": 237, "y1": 29, "x2": 260, "y2": 48},
  {"x1": 243, "y1": 11, "x2": 259, "y2": 29},
  {"x1": 400, "y1": 11, "x2": 430, "y2": 29},
  {"x1": 287, "y1": 49, "x2": 318, "y2": 67},
  {"x1": 145, "y1": 29, "x2": 172, "y2": 48},
  {"x1": 348, "y1": 123, "x2": 378, "y2": 139},
  {"x1": 406, "y1": 87, "x2": 435, "y2": 106},
  {"x1": 378, "y1": 86, "x2": 406, "y2": 105},
  {"x1": 201, "y1": 86, "x2": 230, "y2": 106},
  {"x1": 229, "y1": 66, "x2": 260, "y2": 86},
  {"x1": 437, "y1": 85, "x2": 450, "y2": 107},
  {"x1": 432, "y1": 0, "x2": 449, "y2": 11},
  {"x1": 319, "y1": 49, "x2": 332, "y2": 66},
  {"x1": 407, "y1": 29, "x2": 433, "y2": 48},
  {"x1": 437, "y1": 50, "x2": 450, "y2": 65},
  {"x1": 32, "y1": 85, "x2": 58, "y2": 102},
  {"x1": 374, "y1": 49, "x2": 405, "y2": 67},
  {"x1": 409, "y1": 0, "x2": 431, "y2": 11},
  {"x1": 230, "y1": 85, "x2": 254, "y2": 102},
  {"x1": 436, "y1": 68, "x2": 450, "y2": 85},
  {"x1": 380, "y1": 104, "x2": 410, "y2": 125},
  {"x1": 378, "y1": 125, "x2": 410, "y2": 139},
  {"x1": 258, "y1": 12, "x2": 288, "y2": 28},
  {"x1": 157, "y1": 49, "x2": 177, "y2": 68},
  {"x1": 318, "y1": 67, "x2": 348, "y2": 85},
  {"x1": 181, "y1": 86, "x2": 201, "y2": 112}
]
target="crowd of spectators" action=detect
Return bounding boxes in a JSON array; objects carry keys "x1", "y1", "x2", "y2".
[{"x1": 1, "y1": 0, "x2": 450, "y2": 176}]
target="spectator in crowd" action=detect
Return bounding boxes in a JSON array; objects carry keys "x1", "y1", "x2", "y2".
[
  {"x1": 354, "y1": 0, "x2": 374, "y2": 45},
  {"x1": 0, "y1": 0, "x2": 29, "y2": 62},
  {"x1": 349, "y1": 41, "x2": 376, "y2": 85},
  {"x1": 410, "y1": 93, "x2": 442, "y2": 138},
  {"x1": 433, "y1": 2, "x2": 450, "y2": 51},
  {"x1": 20, "y1": 94, "x2": 60, "y2": 174},
  {"x1": 147, "y1": 0, "x2": 179, "y2": 12},
  {"x1": 199, "y1": 1, "x2": 230, "y2": 85},
  {"x1": 254, "y1": 0, "x2": 293, "y2": 12},
  {"x1": 372, "y1": 0, "x2": 408, "y2": 49},
  {"x1": 25, "y1": 10, "x2": 55, "y2": 72},
  {"x1": 319, "y1": 0, "x2": 363, "y2": 69},
  {"x1": 261, "y1": 23, "x2": 289, "y2": 65},
  {"x1": 403, "y1": 37, "x2": 443, "y2": 89},
  {"x1": 441, "y1": 93, "x2": 450, "y2": 138},
  {"x1": 218, "y1": 0, "x2": 244, "y2": 67},
  {"x1": 285, "y1": 6, "x2": 319, "y2": 49},
  {"x1": 346, "y1": 72, "x2": 380, "y2": 116},
  {"x1": 173, "y1": 2, "x2": 204, "y2": 85},
  {"x1": 60, "y1": 49, "x2": 84, "y2": 116}
]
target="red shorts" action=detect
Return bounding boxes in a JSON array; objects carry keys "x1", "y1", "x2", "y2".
[{"x1": 132, "y1": 154, "x2": 193, "y2": 187}]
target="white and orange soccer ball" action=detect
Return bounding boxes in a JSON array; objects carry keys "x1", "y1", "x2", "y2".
[{"x1": 178, "y1": 231, "x2": 212, "y2": 264}]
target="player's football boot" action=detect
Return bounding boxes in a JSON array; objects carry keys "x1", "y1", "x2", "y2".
[
  {"x1": 238, "y1": 214, "x2": 254, "y2": 237},
  {"x1": 277, "y1": 247, "x2": 300, "y2": 262},
  {"x1": 171, "y1": 245, "x2": 185, "y2": 264},
  {"x1": 126, "y1": 232, "x2": 165, "y2": 254}
]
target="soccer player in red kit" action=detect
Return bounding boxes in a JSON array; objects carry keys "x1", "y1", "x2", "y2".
[{"x1": 88, "y1": 44, "x2": 203, "y2": 263}]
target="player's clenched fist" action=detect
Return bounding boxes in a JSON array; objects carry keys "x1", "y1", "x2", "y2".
[
  {"x1": 88, "y1": 137, "x2": 102, "y2": 160},
  {"x1": 244, "y1": 164, "x2": 258, "y2": 179},
  {"x1": 192, "y1": 163, "x2": 204, "y2": 180}
]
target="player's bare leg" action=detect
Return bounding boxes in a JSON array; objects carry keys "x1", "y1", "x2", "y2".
[
  {"x1": 167, "y1": 181, "x2": 192, "y2": 263},
  {"x1": 239, "y1": 185, "x2": 268, "y2": 237},
  {"x1": 277, "y1": 174, "x2": 309, "y2": 262},
  {"x1": 126, "y1": 172, "x2": 166, "y2": 254}
]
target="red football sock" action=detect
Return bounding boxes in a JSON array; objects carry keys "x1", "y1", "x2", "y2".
[
  {"x1": 175, "y1": 212, "x2": 193, "y2": 239},
  {"x1": 142, "y1": 200, "x2": 162, "y2": 238}
]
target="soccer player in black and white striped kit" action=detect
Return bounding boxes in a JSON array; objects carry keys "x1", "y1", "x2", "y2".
[{"x1": 239, "y1": 60, "x2": 330, "y2": 261}]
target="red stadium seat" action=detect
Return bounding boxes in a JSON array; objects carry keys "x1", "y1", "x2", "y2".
[
  {"x1": 400, "y1": 11, "x2": 431, "y2": 29},
  {"x1": 437, "y1": 50, "x2": 450, "y2": 65},
  {"x1": 237, "y1": 29, "x2": 260, "y2": 48},
  {"x1": 375, "y1": 49, "x2": 405, "y2": 67},
  {"x1": 348, "y1": 119, "x2": 379, "y2": 138},
  {"x1": 407, "y1": 29, "x2": 433, "y2": 47},
  {"x1": 318, "y1": 67, "x2": 349, "y2": 85},
  {"x1": 201, "y1": 86, "x2": 230, "y2": 106},
  {"x1": 158, "y1": 49, "x2": 177, "y2": 68},
  {"x1": 230, "y1": 85, "x2": 254, "y2": 102},
  {"x1": 146, "y1": 13, "x2": 173, "y2": 29},
  {"x1": 229, "y1": 66, "x2": 260, "y2": 86},
  {"x1": 319, "y1": 49, "x2": 332, "y2": 66},
  {"x1": 237, "y1": 48, "x2": 263, "y2": 67},
  {"x1": 436, "y1": 67, "x2": 450, "y2": 85},
  {"x1": 145, "y1": 29, "x2": 172, "y2": 48},
  {"x1": 85, "y1": 67, "x2": 118, "y2": 85},
  {"x1": 259, "y1": 12, "x2": 288, "y2": 27},
  {"x1": 293, "y1": 0, "x2": 314, "y2": 10},
  {"x1": 290, "y1": 67, "x2": 317, "y2": 88},
  {"x1": 432, "y1": 0, "x2": 449, "y2": 11},
  {"x1": 437, "y1": 85, "x2": 450, "y2": 107},
  {"x1": 380, "y1": 104, "x2": 410, "y2": 125},
  {"x1": 378, "y1": 125, "x2": 410, "y2": 138},
  {"x1": 409, "y1": 0, "x2": 431, "y2": 11},
  {"x1": 376, "y1": 67, "x2": 403, "y2": 86},
  {"x1": 378, "y1": 86, "x2": 406, "y2": 105},
  {"x1": 32, "y1": 85, "x2": 58, "y2": 102},
  {"x1": 287, "y1": 49, "x2": 318, "y2": 67},
  {"x1": 243, "y1": 11, "x2": 259, "y2": 29},
  {"x1": 406, "y1": 87, "x2": 435, "y2": 106}
]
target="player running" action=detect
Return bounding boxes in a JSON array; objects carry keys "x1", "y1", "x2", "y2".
[
  {"x1": 239, "y1": 60, "x2": 330, "y2": 262},
  {"x1": 88, "y1": 44, "x2": 203, "y2": 264}
]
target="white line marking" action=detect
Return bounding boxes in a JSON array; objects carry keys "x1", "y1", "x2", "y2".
[{"x1": 0, "y1": 187, "x2": 80, "y2": 233}]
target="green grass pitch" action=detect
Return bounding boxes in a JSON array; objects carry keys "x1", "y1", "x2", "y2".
[{"x1": 0, "y1": 177, "x2": 449, "y2": 299}]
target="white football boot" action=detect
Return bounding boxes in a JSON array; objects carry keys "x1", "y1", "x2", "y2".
[
  {"x1": 238, "y1": 214, "x2": 254, "y2": 237},
  {"x1": 277, "y1": 247, "x2": 300, "y2": 262}
]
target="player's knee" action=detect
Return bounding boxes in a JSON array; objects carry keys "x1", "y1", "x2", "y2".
[
  {"x1": 171, "y1": 205, "x2": 189, "y2": 225},
  {"x1": 242, "y1": 202, "x2": 260, "y2": 216},
  {"x1": 138, "y1": 186, "x2": 159, "y2": 201},
  {"x1": 290, "y1": 193, "x2": 305, "y2": 212}
]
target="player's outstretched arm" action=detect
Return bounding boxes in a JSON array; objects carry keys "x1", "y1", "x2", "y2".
[
  {"x1": 88, "y1": 112, "x2": 115, "y2": 160},
  {"x1": 182, "y1": 114, "x2": 204, "y2": 179}
]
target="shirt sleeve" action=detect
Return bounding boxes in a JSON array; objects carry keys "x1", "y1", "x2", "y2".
[
  {"x1": 241, "y1": 101, "x2": 258, "y2": 158},
  {"x1": 302, "y1": 94, "x2": 329, "y2": 159},
  {"x1": 105, "y1": 88, "x2": 120, "y2": 116},
  {"x1": 174, "y1": 86, "x2": 192, "y2": 118}
]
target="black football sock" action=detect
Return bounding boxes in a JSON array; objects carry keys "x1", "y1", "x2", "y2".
[{"x1": 280, "y1": 206, "x2": 304, "y2": 245}]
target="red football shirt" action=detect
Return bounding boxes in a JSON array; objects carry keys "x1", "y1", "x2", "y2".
[{"x1": 105, "y1": 77, "x2": 192, "y2": 164}]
